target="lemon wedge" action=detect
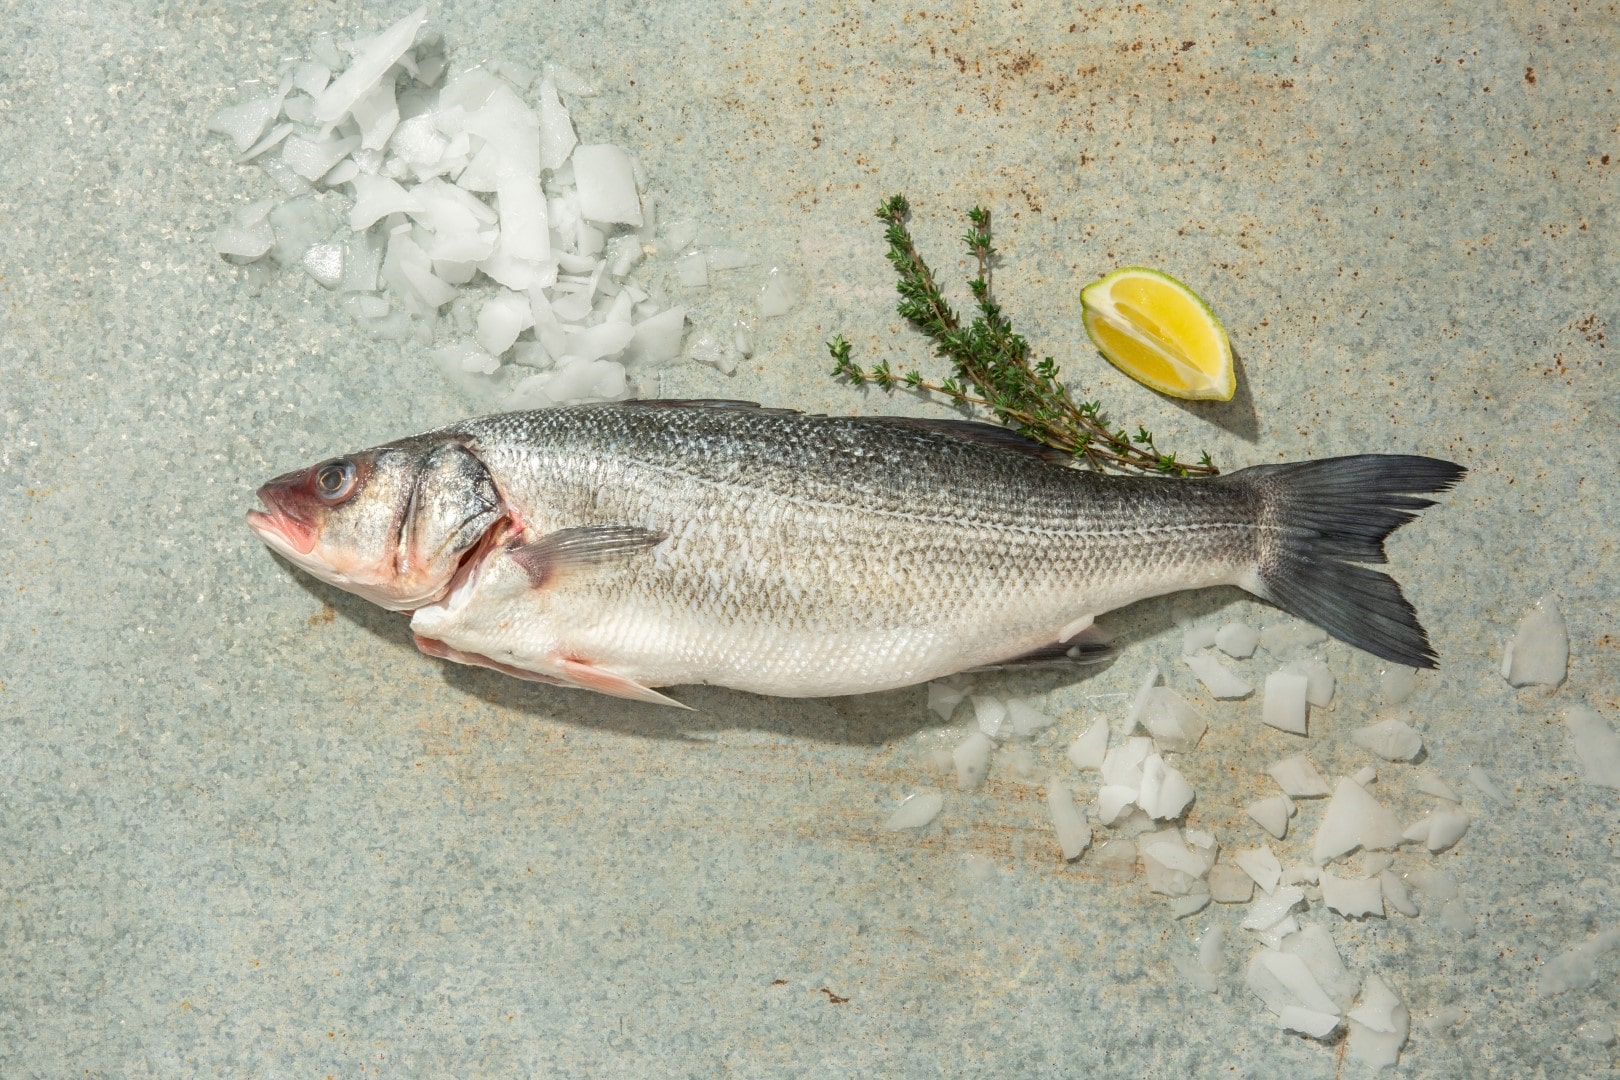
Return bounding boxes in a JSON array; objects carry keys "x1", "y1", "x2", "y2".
[{"x1": 1079, "y1": 267, "x2": 1235, "y2": 401}]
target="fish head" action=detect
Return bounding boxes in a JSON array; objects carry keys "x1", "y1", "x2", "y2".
[{"x1": 247, "y1": 438, "x2": 506, "y2": 611}]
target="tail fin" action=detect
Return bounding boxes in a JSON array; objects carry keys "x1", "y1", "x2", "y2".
[{"x1": 1238, "y1": 455, "x2": 1466, "y2": 669}]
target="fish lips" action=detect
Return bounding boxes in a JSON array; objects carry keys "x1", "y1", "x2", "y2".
[{"x1": 246, "y1": 480, "x2": 319, "y2": 557}]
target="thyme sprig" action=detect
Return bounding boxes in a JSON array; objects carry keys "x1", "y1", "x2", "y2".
[{"x1": 828, "y1": 195, "x2": 1217, "y2": 476}]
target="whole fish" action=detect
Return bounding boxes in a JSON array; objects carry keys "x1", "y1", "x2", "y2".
[{"x1": 247, "y1": 400, "x2": 1464, "y2": 707}]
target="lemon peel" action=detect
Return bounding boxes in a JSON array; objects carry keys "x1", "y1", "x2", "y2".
[{"x1": 1080, "y1": 268, "x2": 1235, "y2": 402}]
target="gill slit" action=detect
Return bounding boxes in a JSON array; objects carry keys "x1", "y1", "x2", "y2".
[{"x1": 395, "y1": 465, "x2": 423, "y2": 581}]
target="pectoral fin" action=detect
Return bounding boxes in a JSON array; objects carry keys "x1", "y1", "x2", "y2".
[{"x1": 508, "y1": 525, "x2": 665, "y2": 589}]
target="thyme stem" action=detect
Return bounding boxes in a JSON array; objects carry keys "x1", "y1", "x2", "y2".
[{"x1": 829, "y1": 195, "x2": 1217, "y2": 477}]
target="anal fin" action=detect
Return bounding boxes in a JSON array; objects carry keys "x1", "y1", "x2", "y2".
[{"x1": 557, "y1": 656, "x2": 692, "y2": 709}]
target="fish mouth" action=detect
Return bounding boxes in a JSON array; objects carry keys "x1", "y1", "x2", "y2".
[{"x1": 246, "y1": 492, "x2": 317, "y2": 556}]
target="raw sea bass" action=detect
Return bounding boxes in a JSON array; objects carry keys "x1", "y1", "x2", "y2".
[{"x1": 246, "y1": 401, "x2": 1465, "y2": 708}]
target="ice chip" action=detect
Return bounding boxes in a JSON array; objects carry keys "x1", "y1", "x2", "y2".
[
  {"x1": 971, "y1": 695, "x2": 1008, "y2": 739},
  {"x1": 314, "y1": 7, "x2": 427, "y2": 125},
  {"x1": 1320, "y1": 872, "x2": 1384, "y2": 918},
  {"x1": 1138, "y1": 755, "x2": 1195, "y2": 820},
  {"x1": 1214, "y1": 621, "x2": 1259, "y2": 657},
  {"x1": 1246, "y1": 795, "x2": 1292, "y2": 839},
  {"x1": 1208, "y1": 864, "x2": 1254, "y2": 903},
  {"x1": 1046, "y1": 782, "x2": 1090, "y2": 861},
  {"x1": 757, "y1": 267, "x2": 796, "y2": 317},
  {"x1": 1184, "y1": 652, "x2": 1252, "y2": 699},
  {"x1": 1565, "y1": 706, "x2": 1620, "y2": 790},
  {"x1": 926, "y1": 681, "x2": 966, "y2": 721},
  {"x1": 573, "y1": 144, "x2": 643, "y2": 226},
  {"x1": 1504, "y1": 594, "x2": 1568, "y2": 687},
  {"x1": 1246, "y1": 950, "x2": 1340, "y2": 1017},
  {"x1": 536, "y1": 75, "x2": 578, "y2": 171},
  {"x1": 1348, "y1": 973, "x2": 1410, "y2": 1067},
  {"x1": 474, "y1": 289, "x2": 534, "y2": 356},
  {"x1": 1140, "y1": 685, "x2": 1208, "y2": 752},
  {"x1": 884, "y1": 791, "x2": 944, "y2": 831},
  {"x1": 1262, "y1": 670, "x2": 1309, "y2": 734},
  {"x1": 209, "y1": 92, "x2": 286, "y2": 152},
  {"x1": 1352, "y1": 717, "x2": 1424, "y2": 761},
  {"x1": 1234, "y1": 846, "x2": 1282, "y2": 896},
  {"x1": 1067, "y1": 719, "x2": 1108, "y2": 771},
  {"x1": 1314, "y1": 778, "x2": 1405, "y2": 863},
  {"x1": 953, "y1": 732, "x2": 992, "y2": 791},
  {"x1": 1267, "y1": 754, "x2": 1330, "y2": 798}
]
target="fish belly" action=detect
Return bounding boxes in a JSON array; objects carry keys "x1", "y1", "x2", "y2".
[{"x1": 409, "y1": 493, "x2": 1248, "y2": 697}]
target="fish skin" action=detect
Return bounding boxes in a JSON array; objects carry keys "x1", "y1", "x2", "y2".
[
  {"x1": 389, "y1": 402, "x2": 1459, "y2": 702},
  {"x1": 248, "y1": 401, "x2": 1463, "y2": 704},
  {"x1": 401, "y1": 405, "x2": 1245, "y2": 698}
]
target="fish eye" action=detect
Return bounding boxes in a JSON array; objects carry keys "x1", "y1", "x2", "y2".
[{"x1": 313, "y1": 459, "x2": 357, "y2": 502}]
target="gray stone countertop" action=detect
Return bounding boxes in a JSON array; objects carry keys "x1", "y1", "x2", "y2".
[{"x1": 1, "y1": 2, "x2": 1615, "y2": 1075}]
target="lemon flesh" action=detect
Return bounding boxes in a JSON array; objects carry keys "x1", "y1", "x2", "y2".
[{"x1": 1080, "y1": 267, "x2": 1235, "y2": 401}]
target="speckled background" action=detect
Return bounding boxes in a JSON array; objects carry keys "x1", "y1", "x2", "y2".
[{"x1": 2, "y1": 2, "x2": 1616, "y2": 1076}]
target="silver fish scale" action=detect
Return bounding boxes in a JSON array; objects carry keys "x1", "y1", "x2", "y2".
[{"x1": 419, "y1": 404, "x2": 1259, "y2": 692}]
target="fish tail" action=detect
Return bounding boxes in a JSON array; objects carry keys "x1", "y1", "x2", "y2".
[{"x1": 1236, "y1": 454, "x2": 1467, "y2": 669}]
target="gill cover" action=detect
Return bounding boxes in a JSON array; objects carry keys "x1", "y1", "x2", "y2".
[{"x1": 398, "y1": 441, "x2": 504, "y2": 604}]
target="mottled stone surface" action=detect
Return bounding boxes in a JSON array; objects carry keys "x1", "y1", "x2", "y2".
[{"x1": 2, "y1": 2, "x2": 1615, "y2": 1075}]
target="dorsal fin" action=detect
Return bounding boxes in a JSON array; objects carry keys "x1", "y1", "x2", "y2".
[
  {"x1": 620, "y1": 400, "x2": 1068, "y2": 463},
  {"x1": 856, "y1": 416, "x2": 1070, "y2": 463},
  {"x1": 621, "y1": 398, "x2": 800, "y2": 415}
]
